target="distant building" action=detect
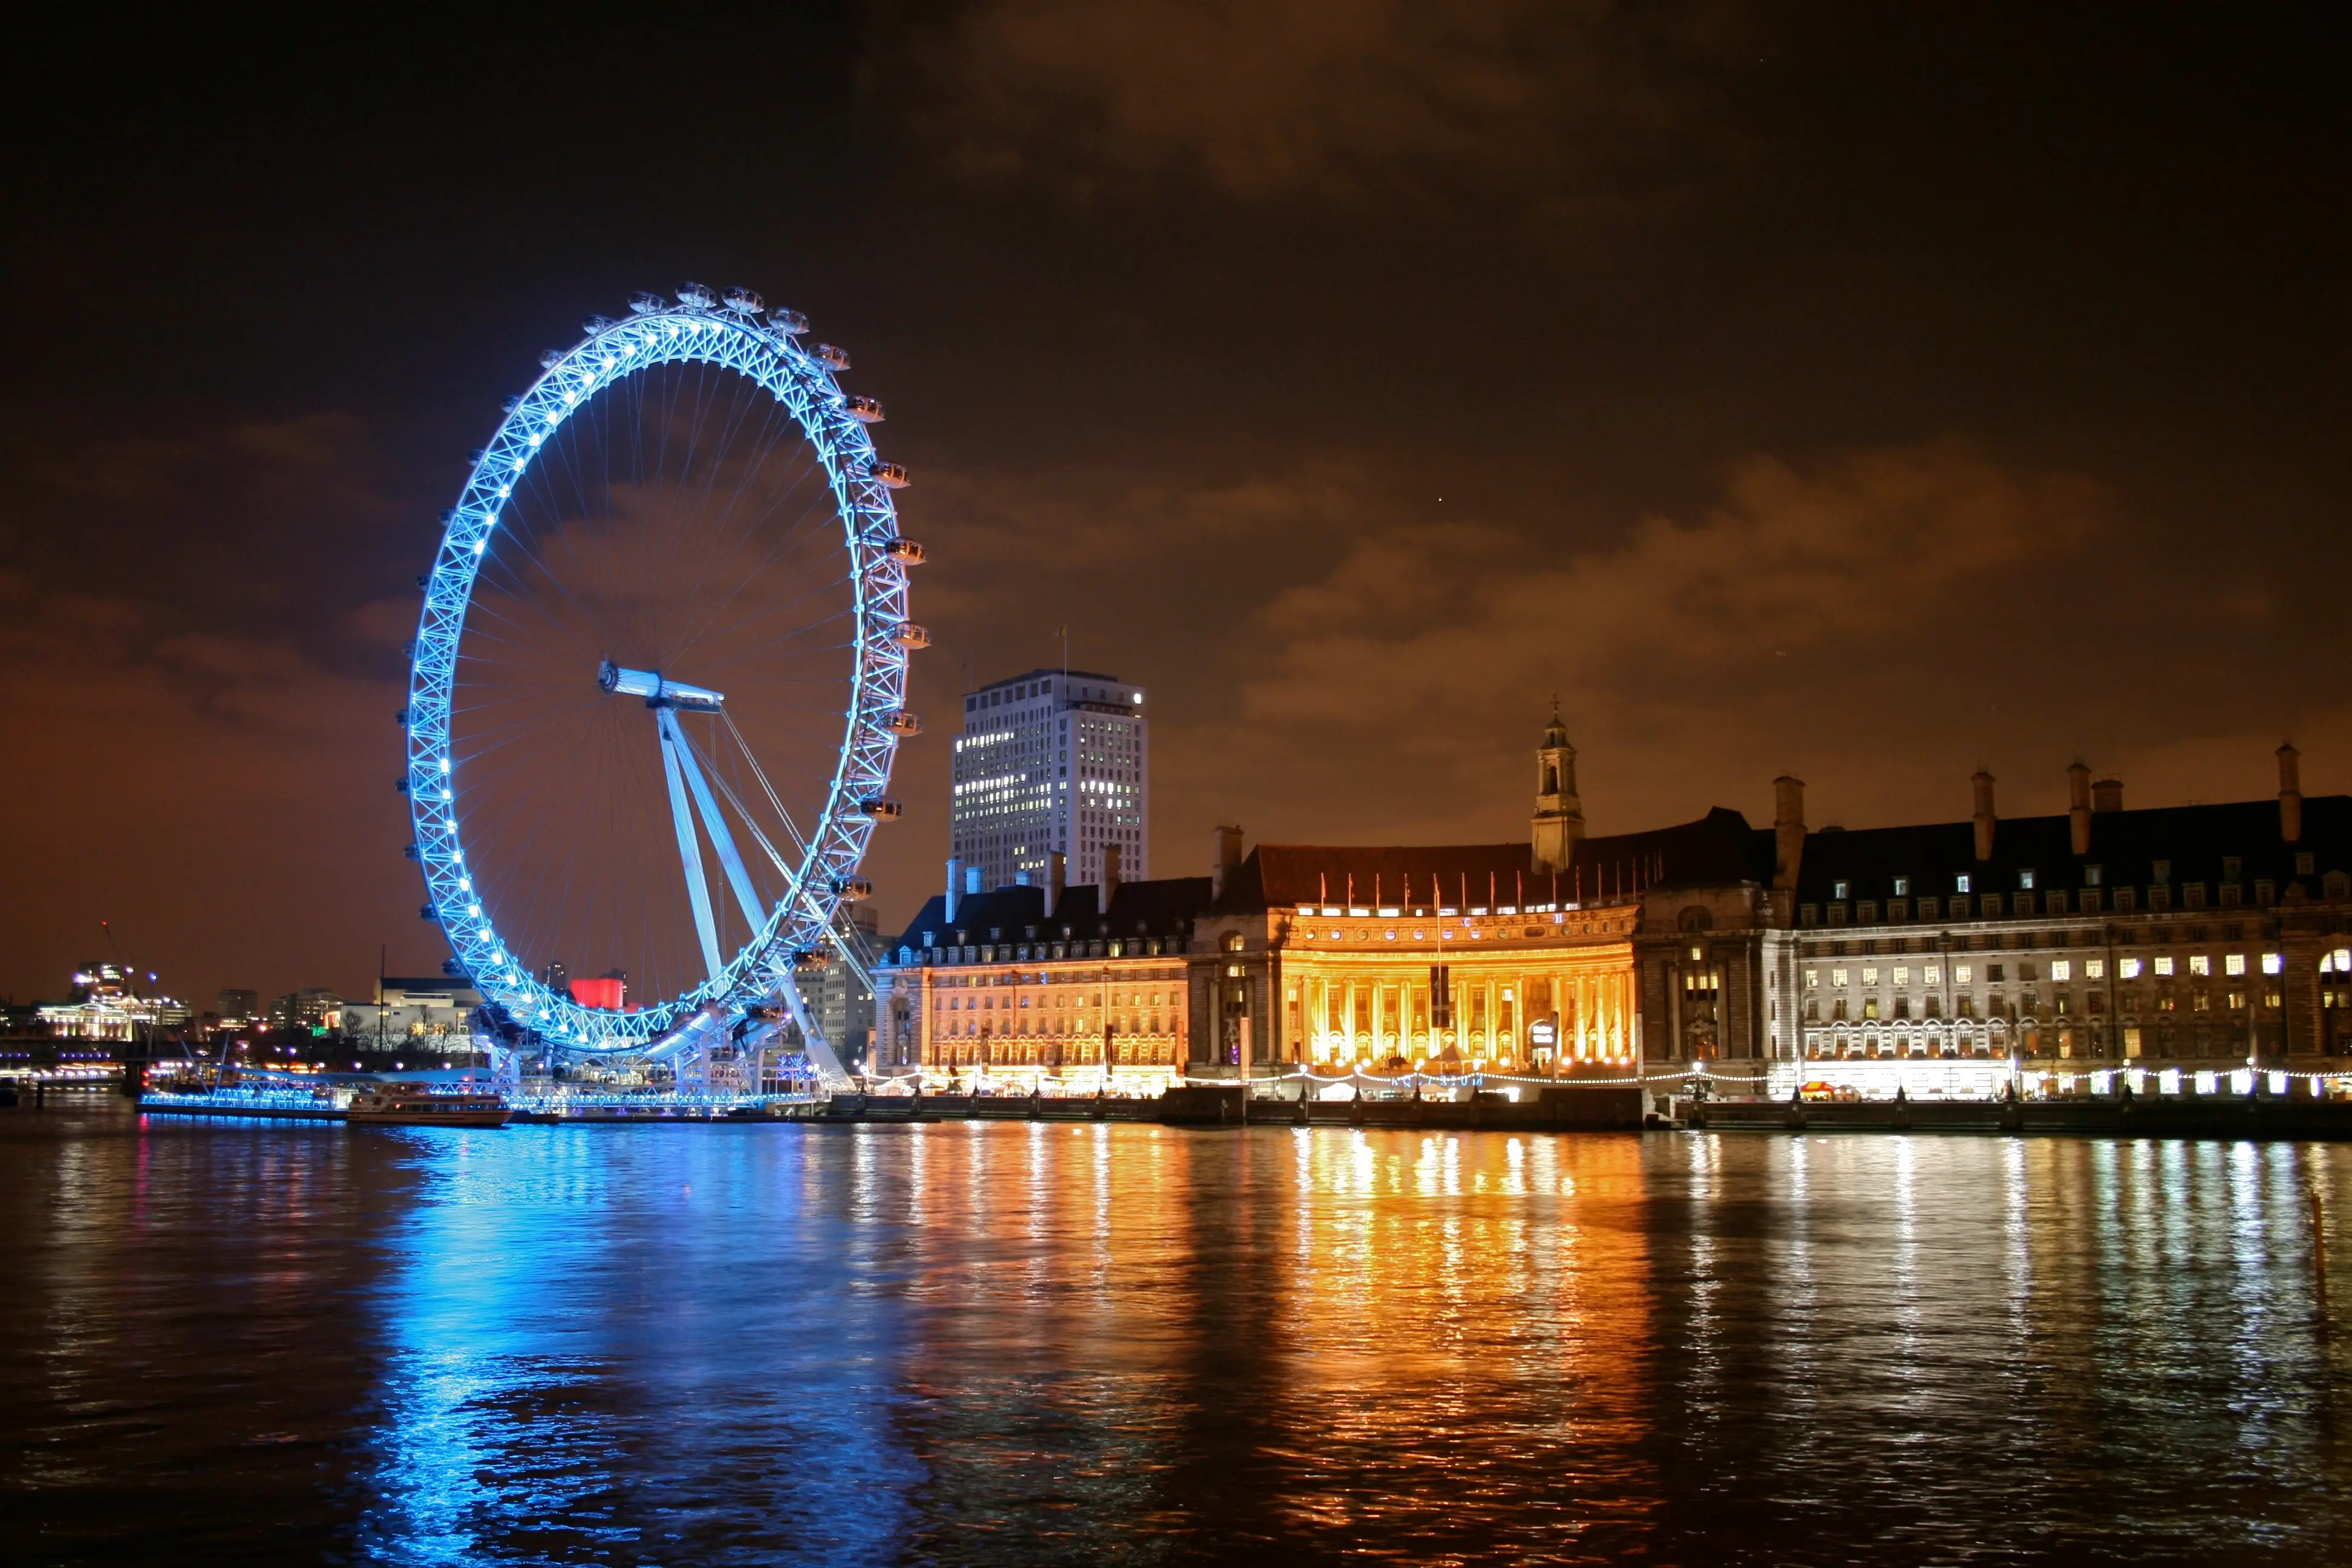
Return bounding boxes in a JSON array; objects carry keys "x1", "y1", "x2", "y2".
[
  {"x1": 217, "y1": 988, "x2": 260, "y2": 1022},
  {"x1": 337, "y1": 975, "x2": 483, "y2": 1050},
  {"x1": 267, "y1": 988, "x2": 344, "y2": 1034},
  {"x1": 808, "y1": 906, "x2": 882, "y2": 1065},
  {"x1": 38, "y1": 962, "x2": 191, "y2": 1038},
  {"x1": 950, "y1": 668, "x2": 1147, "y2": 893}
]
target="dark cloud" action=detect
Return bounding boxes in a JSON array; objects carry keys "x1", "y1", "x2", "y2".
[
  {"x1": 920, "y1": 0, "x2": 1741, "y2": 211},
  {"x1": 3, "y1": 3, "x2": 2347, "y2": 1007}
]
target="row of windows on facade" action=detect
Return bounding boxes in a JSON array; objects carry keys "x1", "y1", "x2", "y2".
[
  {"x1": 1826, "y1": 855, "x2": 2321, "y2": 901},
  {"x1": 901, "y1": 937, "x2": 1180, "y2": 965},
  {"x1": 1799, "y1": 922, "x2": 2288, "y2": 955},
  {"x1": 1800, "y1": 991, "x2": 2284, "y2": 1021},
  {"x1": 1800, "y1": 874, "x2": 2349, "y2": 926},
  {"x1": 964, "y1": 679, "x2": 1141, "y2": 710},
  {"x1": 1806, "y1": 953, "x2": 2287, "y2": 988}
]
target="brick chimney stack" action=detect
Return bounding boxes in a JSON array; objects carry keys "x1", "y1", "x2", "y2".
[
  {"x1": 1044, "y1": 851, "x2": 1065, "y2": 918},
  {"x1": 1101, "y1": 842, "x2": 1122, "y2": 906},
  {"x1": 2068, "y1": 762, "x2": 2092, "y2": 857},
  {"x1": 1212, "y1": 825, "x2": 1244, "y2": 898},
  {"x1": 2279, "y1": 742, "x2": 2304, "y2": 844},
  {"x1": 1972, "y1": 769, "x2": 1997, "y2": 862},
  {"x1": 1772, "y1": 776, "x2": 1805, "y2": 892},
  {"x1": 2092, "y1": 776, "x2": 2124, "y2": 813},
  {"x1": 945, "y1": 857, "x2": 962, "y2": 923}
]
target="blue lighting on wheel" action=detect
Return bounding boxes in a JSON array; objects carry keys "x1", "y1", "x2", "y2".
[{"x1": 400, "y1": 293, "x2": 915, "y2": 1060}]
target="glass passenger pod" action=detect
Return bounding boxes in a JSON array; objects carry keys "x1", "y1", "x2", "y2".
[
  {"x1": 881, "y1": 535, "x2": 925, "y2": 561},
  {"x1": 846, "y1": 395, "x2": 885, "y2": 424},
  {"x1": 813, "y1": 343, "x2": 852, "y2": 371},
  {"x1": 872, "y1": 462, "x2": 912, "y2": 490}
]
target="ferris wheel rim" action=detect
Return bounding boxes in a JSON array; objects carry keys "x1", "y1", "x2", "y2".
[{"x1": 402, "y1": 293, "x2": 912, "y2": 1054}]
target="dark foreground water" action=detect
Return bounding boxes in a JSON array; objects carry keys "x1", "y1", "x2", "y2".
[{"x1": 3, "y1": 1102, "x2": 2348, "y2": 1566}]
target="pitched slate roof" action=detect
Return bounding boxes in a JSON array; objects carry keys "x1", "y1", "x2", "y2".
[
  {"x1": 883, "y1": 875, "x2": 1217, "y2": 955},
  {"x1": 1792, "y1": 795, "x2": 2352, "y2": 901},
  {"x1": 1211, "y1": 808, "x2": 1773, "y2": 913}
]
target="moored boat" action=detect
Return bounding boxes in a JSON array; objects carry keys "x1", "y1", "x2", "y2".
[{"x1": 345, "y1": 1082, "x2": 511, "y2": 1128}]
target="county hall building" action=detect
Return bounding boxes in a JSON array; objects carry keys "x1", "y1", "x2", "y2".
[{"x1": 872, "y1": 708, "x2": 2352, "y2": 1100}]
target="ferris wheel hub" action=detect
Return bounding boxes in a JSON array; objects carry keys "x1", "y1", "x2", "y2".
[{"x1": 596, "y1": 661, "x2": 726, "y2": 711}]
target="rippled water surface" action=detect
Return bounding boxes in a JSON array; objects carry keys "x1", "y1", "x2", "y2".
[{"x1": 4, "y1": 1100, "x2": 2349, "y2": 1565}]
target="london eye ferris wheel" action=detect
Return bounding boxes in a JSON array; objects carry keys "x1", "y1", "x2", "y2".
[{"x1": 400, "y1": 284, "x2": 924, "y2": 1074}]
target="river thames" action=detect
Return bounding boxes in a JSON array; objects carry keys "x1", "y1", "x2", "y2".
[{"x1": 2, "y1": 1102, "x2": 2346, "y2": 1565}]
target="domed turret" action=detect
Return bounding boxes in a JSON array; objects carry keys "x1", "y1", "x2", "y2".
[{"x1": 1541, "y1": 699, "x2": 1571, "y2": 751}]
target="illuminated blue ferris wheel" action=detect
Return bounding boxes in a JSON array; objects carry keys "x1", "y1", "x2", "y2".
[{"x1": 401, "y1": 284, "x2": 925, "y2": 1071}]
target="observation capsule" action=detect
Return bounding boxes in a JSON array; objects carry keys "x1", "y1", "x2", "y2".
[
  {"x1": 846, "y1": 395, "x2": 884, "y2": 424},
  {"x1": 833, "y1": 876, "x2": 873, "y2": 900},
  {"x1": 885, "y1": 710, "x2": 922, "y2": 736},
  {"x1": 891, "y1": 622, "x2": 930, "y2": 649},
  {"x1": 581, "y1": 314, "x2": 615, "y2": 334},
  {"x1": 871, "y1": 461, "x2": 910, "y2": 489},
  {"x1": 628, "y1": 292, "x2": 665, "y2": 314},
  {"x1": 883, "y1": 537, "x2": 926, "y2": 564},
  {"x1": 812, "y1": 343, "x2": 851, "y2": 371},
  {"x1": 539, "y1": 348, "x2": 563, "y2": 368},
  {"x1": 858, "y1": 797, "x2": 904, "y2": 820},
  {"x1": 676, "y1": 282, "x2": 717, "y2": 309},
  {"x1": 768, "y1": 307, "x2": 809, "y2": 335},
  {"x1": 722, "y1": 287, "x2": 765, "y2": 313}
]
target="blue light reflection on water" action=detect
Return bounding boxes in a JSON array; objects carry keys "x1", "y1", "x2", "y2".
[
  {"x1": 358, "y1": 1126, "x2": 918, "y2": 1565},
  {"x1": 4, "y1": 1106, "x2": 2352, "y2": 1566}
]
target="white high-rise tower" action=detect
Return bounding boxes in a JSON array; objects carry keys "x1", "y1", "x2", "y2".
[{"x1": 949, "y1": 668, "x2": 1148, "y2": 892}]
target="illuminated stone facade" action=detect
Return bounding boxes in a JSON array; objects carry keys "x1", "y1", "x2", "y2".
[
  {"x1": 882, "y1": 711, "x2": 2352, "y2": 1098},
  {"x1": 1757, "y1": 749, "x2": 2352, "y2": 1094},
  {"x1": 871, "y1": 874, "x2": 1206, "y2": 1088}
]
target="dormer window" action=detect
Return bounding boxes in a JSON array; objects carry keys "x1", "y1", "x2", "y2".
[
  {"x1": 2086, "y1": 864, "x2": 2103, "y2": 886},
  {"x1": 1955, "y1": 874, "x2": 1972, "y2": 893},
  {"x1": 2223, "y1": 857, "x2": 2243, "y2": 882},
  {"x1": 2019, "y1": 869, "x2": 2036, "y2": 890},
  {"x1": 1893, "y1": 877, "x2": 1910, "y2": 896},
  {"x1": 1832, "y1": 880, "x2": 1851, "y2": 900},
  {"x1": 2153, "y1": 860, "x2": 2172, "y2": 884}
]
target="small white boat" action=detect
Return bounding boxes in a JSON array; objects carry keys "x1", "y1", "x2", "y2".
[{"x1": 345, "y1": 1082, "x2": 511, "y2": 1128}]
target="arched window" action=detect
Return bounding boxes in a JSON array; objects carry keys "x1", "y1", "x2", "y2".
[{"x1": 1543, "y1": 763, "x2": 1560, "y2": 795}]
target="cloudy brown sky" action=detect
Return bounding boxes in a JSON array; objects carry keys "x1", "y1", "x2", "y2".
[{"x1": 4, "y1": 3, "x2": 2347, "y2": 1007}]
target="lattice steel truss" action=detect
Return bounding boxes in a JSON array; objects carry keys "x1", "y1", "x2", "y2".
[{"x1": 403, "y1": 290, "x2": 914, "y2": 1055}]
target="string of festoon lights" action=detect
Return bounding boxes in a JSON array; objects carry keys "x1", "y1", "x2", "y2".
[
  {"x1": 1176, "y1": 1067, "x2": 1774, "y2": 1090},
  {"x1": 1175, "y1": 1063, "x2": 2347, "y2": 1091}
]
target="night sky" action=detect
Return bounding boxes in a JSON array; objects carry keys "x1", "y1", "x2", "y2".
[{"x1": 6, "y1": 4, "x2": 2347, "y2": 1010}]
